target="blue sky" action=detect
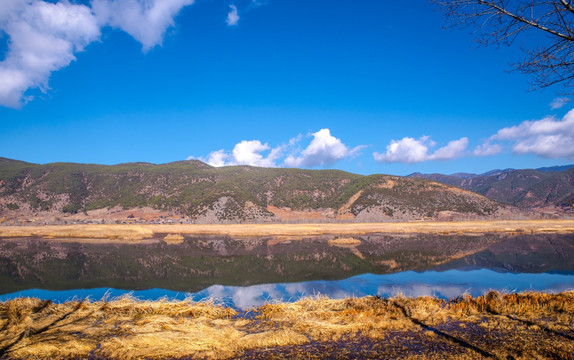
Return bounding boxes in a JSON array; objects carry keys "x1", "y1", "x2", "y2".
[{"x1": 1, "y1": 0, "x2": 573, "y2": 176}]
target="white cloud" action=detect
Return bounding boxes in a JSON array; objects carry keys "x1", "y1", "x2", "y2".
[
  {"x1": 287, "y1": 133, "x2": 303, "y2": 146},
  {"x1": 206, "y1": 149, "x2": 229, "y2": 167},
  {"x1": 373, "y1": 136, "x2": 430, "y2": 164},
  {"x1": 493, "y1": 112, "x2": 574, "y2": 140},
  {"x1": 0, "y1": 0, "x2": 24, "y2": 24},
  {"x1": 284, "y1": 128, "x2": 361, "y2": 168},
  {"x1": 250, "y1": 0, "x2": 267, "y2": 8},
  {"x1": 512, "y1": 134, "x2": 574, "y2": 159},
  {"x1": 191, "y1": 129, "x2": 363, "y2": 169},
  {"x1": 225, "y1": 0, "x2": 267, "y2": 26},
  {"x1": 0, "y1": 0, "x2": 196, "y2": 108},
  {"x1": 226, "y1": 4, "x2": 239, "y2": 26},
  {"x1": 199, "y1": 140, "x2": 281, "y2": 167},
  {"x1": 0, "y1": 0, "x2": 100, "y2": 108},
  {"x1": 431, "y1": 137, "x2": 469, "y2": 160},
  {"x1": 91, "y1": 0, "x2": 193, "y2": 51},
  {"x1": 491, "y1": 109, "x2": 574, "y2": 160},
  {"x1": 232, "y1": 140, "x2": 280, "y2": 167},
  {"x1": 373, "y1": 136, "x2": 468, "y2": 163},
  {"x1": 550, "y1": 97, "x2": 571, "y2": 110},
  {"x1": 473, "y1": 142, "x2": 502, "y2": 156}
]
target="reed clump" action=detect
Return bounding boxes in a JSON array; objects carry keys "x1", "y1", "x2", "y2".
[
  {"x1": 257, "y1": 295, "x2": 414, "y2": 341},
  {"x1": 0, "y1": 291, "x2": 572, "y2": 359},
  {"x1": 162, "y1": 233, "x2": 185, "y2": 244},
  {"x1": 328, "y1": 237, "x2": 361, "y2": 246}
]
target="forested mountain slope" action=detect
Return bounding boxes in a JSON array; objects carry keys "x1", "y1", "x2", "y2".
[{"x1": 0, "y1": 158, "x2": 523, "y2": 223}]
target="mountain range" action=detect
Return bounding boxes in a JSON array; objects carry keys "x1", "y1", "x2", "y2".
[
  {"x1": 0, "y1": 157, "x2": 572, "y2": 224},
  {"x1": 409, "y1": 165, "x2": 574, "y2": 210}
]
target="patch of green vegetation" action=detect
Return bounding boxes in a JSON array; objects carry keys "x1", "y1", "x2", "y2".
[
  {"x1": 6, "y1": 203, "x2": 19, "y2": 210},
  {"x1": 62, "y1": 203, "x2": 82, "y2": 214}
]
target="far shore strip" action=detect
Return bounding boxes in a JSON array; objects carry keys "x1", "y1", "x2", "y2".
[{"x1": 0, "y1": 219, "x2": 573, "y2": 240}]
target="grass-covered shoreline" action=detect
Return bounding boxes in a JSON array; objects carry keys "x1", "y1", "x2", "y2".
[
  {"x1": 1, "y1": 291, "x2": 573, "y2": 359},
  {"x1": 1, "y1": 219, "x2": 574, "y2": 242}
]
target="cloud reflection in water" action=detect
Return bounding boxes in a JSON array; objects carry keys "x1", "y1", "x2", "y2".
[
  {"x1": 189, "y1": 269, "x2": 574, "y2": 309},
  {"x1": 2, "y1": 269, "x2": 572, "y2": 309}
]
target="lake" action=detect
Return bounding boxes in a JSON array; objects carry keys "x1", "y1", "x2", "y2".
[{"x1": 1, "y1": 232, "x2": 573, "y2": 308}]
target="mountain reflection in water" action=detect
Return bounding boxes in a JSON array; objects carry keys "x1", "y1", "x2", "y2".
[{"x1": 0, "y1": 233, "x2": 572, "y2": 307}]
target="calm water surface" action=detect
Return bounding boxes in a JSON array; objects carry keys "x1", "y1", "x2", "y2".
[
  {"x1": 1, "y1": 233, "x2": 573, "y2": 308},
  {"x1": 1, "y1": 269, "x2": 572, "y2": 309}
]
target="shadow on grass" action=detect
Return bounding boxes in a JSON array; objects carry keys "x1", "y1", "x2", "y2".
[
  {"x1": 391, "y1": 300, "x2": 495, "y2": 358},
  {"x1": 487, "y1": 308, "x2": 574, "y2": 341},
  {"x1": 0, "y1": 300, "x2": 92, "y2": 357}
]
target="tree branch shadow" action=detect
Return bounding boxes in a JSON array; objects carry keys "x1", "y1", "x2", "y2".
[
  {"x1": 0, "y1": 300, "x2": 93, "y2": 357},
  {"x1": 391, "y1": 300, "x2": 495, "y2": 358},
  {"x1": 486, "y1": 308, "x2": 574, "y2": 341}
]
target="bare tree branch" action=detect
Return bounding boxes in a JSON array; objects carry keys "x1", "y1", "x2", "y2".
[
  {"x1": 559, "y1": 0, "x2": 574, "y2": 16},
  {"x1": 479, "y1": 0, "x2": 574, "y2": 40},
  {"x1": 433, "y1": 0, "x2": 574, "y2": 92}
]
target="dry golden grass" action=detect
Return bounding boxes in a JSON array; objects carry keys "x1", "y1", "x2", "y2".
[
  {"x1": 448, "y1": 290, "x2": 574, "y2": 331},
  {"x1": 257, "y1": 295, "x2": 415, "y2": 341},
  {"x1": 0, "y1": 296, "x2": 238, "y2": 360},
  {"x1": 328, "y1": 237, "x2": 362, "y2": 246},
  {"x1": 146, "y1": 219, "x2": 574, "y2": 237},
  {"x1": 0, "y1": 224, "x2": 154, "y2": 241},
  {"x1": 1, "y1": 291, "x2": 573, "y2": 359},
  {"x1": 327, "y1": 237, "x2": 364, "y2": 258},
  {"x1": 162, "y1": 233, "x2": 184, "y2": 244},
  {"x1": 1, "y1": 219, "x2": 573, "y2": 243}
]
